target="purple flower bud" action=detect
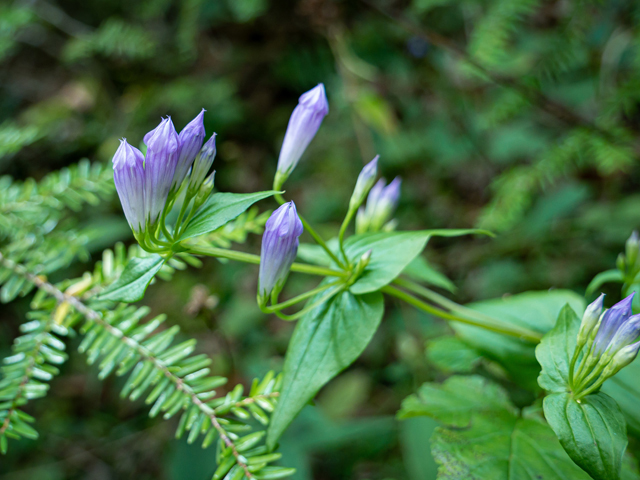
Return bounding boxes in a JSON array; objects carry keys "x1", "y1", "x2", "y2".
[
  {"x1": 258, "y1": 202, "x2": 304, "y2": 302},
  {"x1": 112, "y1": 139, "x2": 146, "y2": 233},
  {"x1": 594, "y1": 293, "x2": 635, "y2": 354},
  {"x1": 608, "y1": 314, "x2": 640, "y2": 352},
  {"x1": 577, "y1": 294, "x2": 605, "y2": 345},
  {"x1": 356, "y1": 176, "x2": 402, "y2": 233},
  {"x1": 275, "y1": 84, "x2": 329, "y2": 183},
  {"x1": 349, "y1": 155, "x2": 379, "y2": 211},
  {"x1": 188, "y1": 133, "x2": 216, "y2": 192},
  {"x1": 143, "y1": 117, "x2": 179, "y2": 225},
  {"x1": 173, "y1": 109, "x2": 206, "y2": 191},
  {"x1": 603, "y1": 340, "x2": 640, "y2": 378}
]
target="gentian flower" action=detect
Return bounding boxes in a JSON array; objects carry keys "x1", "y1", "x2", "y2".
[
  {"x1": 356, "y1": 176, "x2": 402, "y2": 234},
  {"x1": 173, "y1": 109, "x2": 206, "y2": 191},
  {"x1": 593, "y1": 293, "x2": 635, "y2": 355},
  {"x1": 143, "y1": 117, "x2": 179, "y2": 225},
  {"x1": 349, "y1": 156, "x2": 379, "y2": 212},
  {"x1": 258, "y1": 202, "x2": 304, "y2": 303},
  {"x1": 112, "y1": 139, "x2": 146, "y2": 234},
  {"x1": 188, "y1": 133, "x2": 217, "y2": 193},
  {"x1": 275, "y1": 84, "x2": 329, "y2": 187}
]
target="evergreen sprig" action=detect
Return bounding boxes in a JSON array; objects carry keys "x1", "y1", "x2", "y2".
[{"x1": 0, "y1": 251, "x2": 291, "y2": 479}]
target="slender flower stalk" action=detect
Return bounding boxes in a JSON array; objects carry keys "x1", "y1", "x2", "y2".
[
  {"x1": 274, "y1": 84, "x2": 329, "y2": 189},
  {"x1": 112, "y1": 139, "x2": 146, "y2": 234},
  {"x1": 258, "y1": 202, "x2": 304, "y2": 305}
]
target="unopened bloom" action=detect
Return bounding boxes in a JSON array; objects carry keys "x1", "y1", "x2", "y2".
[
  {"x1": 144, "y1": 117, "x2": 179, "y2": 225},
  {"x1": 593, "y1": 293, "x2": 635, "y2": 355},
  {"x1": 173, "y1": 109, "x2": 206, "y2": 191},
  {"x1": 356, "y1": 176, "x2": 402, "y2": 234},
  {"x1": 258, "y1": 202, "x2": 304, "y2": 303},
  {"x1": 275, "y1": 84, "x2": 329, "y2": 187},
  {"x1": 349, "y1": 156, "x2": 379, "y2": 212},
  {"x1": 188, "y1": 133, "x2": 217, "y2": 193},
  {"x1": 112, "y1": 140, "x2": 146, "y2": 233},
  {"x1": 603, "y1": 341, "x2": 640, "y2": 378},
  {"x1": 576, "y1": 294, "x2": 605, "y2": 347}
]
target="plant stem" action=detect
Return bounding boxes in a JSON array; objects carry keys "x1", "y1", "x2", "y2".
[
  {"x1": 337, "y1": 208, "x2": 356, "y2": 265},
  {"x1": 271, "y1": 285, "x2": 345, "y2": 321},
  {"x1": 184, "y1": 244, "x2": 348, "y2": 278},
  {"x1": 264, "y1": 280, "x2": 342, "y2": 312},
  {"x1": 382, "y1": 285, "x2": 542, "y2": 343},
  {"x1": 274, "y1": 193, "x2": 347, "y2": 269}
]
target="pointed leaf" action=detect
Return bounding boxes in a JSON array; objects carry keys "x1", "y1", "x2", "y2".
[
  {"x1": 544, "y1": 392, "x2": 627, "y2": 480},
  {"x1": 266, "y1": 289, "x2": 384, "y2": 449},
  {"x1": 180, "y1": 191, "x2": 278, "y2": 240},
  {"x1": 98, "y1": 255, "x2": 164, "y2": 303}
]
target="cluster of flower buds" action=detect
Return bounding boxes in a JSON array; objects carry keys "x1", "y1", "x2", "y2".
[
  {"x1": 112, "y1": 110, "x2": 216, "y2": 244},
  {"x1": 571, "y1": 293, "x2": 640, "y2": 398},
  {"x1": 273, "y1": 84, "x2": 329, "y2": 190},
  {"x1": 355, "y1": 176, "x2": 402, "y2": 234},
  {"x1": 258, "y1": 202, "x2": 304, "y2": 305}
]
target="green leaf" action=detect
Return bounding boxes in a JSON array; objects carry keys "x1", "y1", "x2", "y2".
[
  {"x1": 426, "y1": 336, "x2": 481, "y2": 373},
  {"x1": 544, "y1": 392, "x2": 627, "y2": 480},
  {"x1": 345, "y1": 229, "x2": 490, "y2": 295},
  {"x1": 180, "y1": 191, "x2": 278, "y2": 240},
  {"x1": 453, "y1": 290, "x2": 585, "y2": 389},
  {"x1": 98, "y1": 255, "x2": 164, "y2": 303},
  {"x1": 398, "y1": 375, "x2": 514, "y2": 425},
  {"x1": 266, "y1": 289, "x2": 384, "y2": 450},
  {"x1": 399, "y1": 376, "x2": 591, "y2": 480},
  {"x1": 535, "y1": 304, "x2": 580, "y2": 393},
  {"x1": 587, "y1": 269, "x2": 625, "y2": 296},
  {"x1": 402, "y1": 256, "x2": 456, "y2": 293},
  {"x1": 536, "y1": 306, "x2": 630, "y2": 480},
  {"x1": 603, "y1": 357, "x2": 640, "y2": 436}
]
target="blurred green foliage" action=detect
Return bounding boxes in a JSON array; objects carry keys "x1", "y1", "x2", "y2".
[{"x1": 2, "y1": 0, "x2": 640, "y2": 478}]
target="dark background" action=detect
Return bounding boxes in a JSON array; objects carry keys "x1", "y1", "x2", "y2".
[{"x1": 1, "y1": 0, "x2": 640, "y2": 478}]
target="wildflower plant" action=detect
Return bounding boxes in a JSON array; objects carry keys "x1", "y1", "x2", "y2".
[{"x1": 2, "y1": 83, "x2": 640, "y2": 480}]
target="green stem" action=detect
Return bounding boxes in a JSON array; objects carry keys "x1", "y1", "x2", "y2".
[
  {"x1": 568, "y1": 348, "x2": 581, "y2": 388},
  {"x1": 392, "y1": 277, "x2": 543, "y2": 342},
  {"x1": 269, "y1": 285, "x2": 345, "y2": 321},
  {"x1": 173, "y1": 196, "x2": 193, "y2": 239},
  {"x1": 274, "y1": 193, "x2": 347, "y2": 269},
  {"x1": 382, "y1": 285, "x2": 542, "y2": 343},
  {"x1": 575, "y1": 375, "x2": 608, "y2": 400},
  {"x1": 264, "y1": 281, "x2": 342, "y2": 312},
  {"x1": 337, "y1": 208, "x2": 356, "y2": 265},
  {"x1": 574, "y1": 357, "x2": 609, "y2": 393},
  {"x1": 184, "y1": 244, "x2": 348, "y2": 278}
]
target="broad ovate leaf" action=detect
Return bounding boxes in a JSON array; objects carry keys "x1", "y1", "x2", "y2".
[
  {"x1": 399, "y1": 375, "x2": 592, "y2": 480},
  {"x1": 544, "y1": 392, "x2": 627, "y2": 480},
  {"x1": 266, "y1": 288, "x2": 384, "y2": 449},
  {"x1": 453, "y1": 290, "x2": 585, "y2": 389}
]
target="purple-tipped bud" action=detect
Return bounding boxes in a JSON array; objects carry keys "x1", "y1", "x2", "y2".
[
  {"x1": 603, "y1": 340, "x2": 640, "y2": 378},
  {"x1": 349, "y1": 155, "x2": 379, "y2": 211},
  {"x1": 608, "y1": 314, "x2": 640, "y2": 353},
  {"x1": 577, "y1": 294, "x2": 605, "y2": 346},
  {"x1": 594, "y1": 293, "x2": 635, "y2": 354},
  {"x1": 188, "y1": 133, "x2": 216, "y2": 193},
  {"x1": 258, "y1": 202, "x2": 304, "y2": 302},
  {"x1": 143, "y1": 117, "x2": 179, "y2": 224},
  {"x1": 173, "y1": 109, "x2": 206, "y2": 191},
  {"x1": 356, "y1": 176, "x2": 402, "y2": 234},
  {"x1": 275, "y1": 84, "x2": 329, "y2": 185},
  {"x1": 112, "y1": 139, "x2": 146, "y2": 233}
]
